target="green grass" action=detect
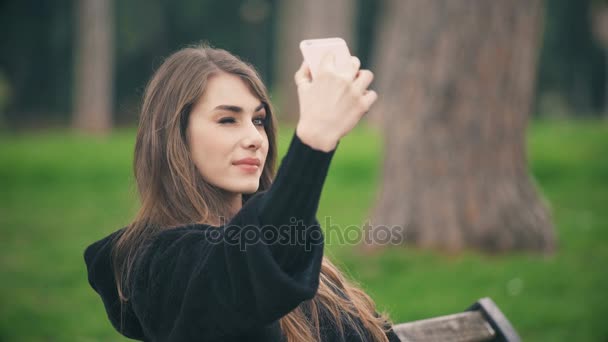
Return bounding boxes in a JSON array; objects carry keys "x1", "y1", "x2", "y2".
[{"x1": 1, "y1": 119, "x2": 607, "y2": 341}]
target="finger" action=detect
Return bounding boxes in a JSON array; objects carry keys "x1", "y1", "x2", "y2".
[
  {"x1": 342, "y1": 56, "x2": 361, "y2": 80},
  {"x1": 318, "y1": 52, "x2": 336, "y2": 74},
  {"x1": 351, "y1": 56, "x2": 361, "y2": 74},
  {"x1": 294, "y1": 61, "x2": 312, "y2": 86},
  {"x1": 352, "y1": 70, "x2": 374, "y2": 93},
  {"x1": 361, "y1": 90, "x2": 378, "y2": 111}
]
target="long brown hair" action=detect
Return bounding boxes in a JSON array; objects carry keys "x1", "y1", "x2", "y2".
[{"x1": 112, "y1": 43, "x2": 392, "y2": 341}]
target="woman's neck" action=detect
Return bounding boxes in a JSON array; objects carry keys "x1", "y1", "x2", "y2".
[
  {"x1": 228, "y1": 193, "x2": 243, "y2": 216},
  {"x1": 208, "y1": 191, "x2": 242, "y2": 226}
]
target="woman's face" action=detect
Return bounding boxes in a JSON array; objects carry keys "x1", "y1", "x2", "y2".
[{"x1": 187, "y1": 73, "x2": 269, "y2": 195}]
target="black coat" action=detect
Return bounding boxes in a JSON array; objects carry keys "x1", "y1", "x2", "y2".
[{"x1": 84, "y1": 133, "x2": 401, "y2": 342}]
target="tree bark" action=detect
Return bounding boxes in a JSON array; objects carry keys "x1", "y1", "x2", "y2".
[
  {"x1": 368, "y1": 0, "x2": 556, "y2": 253},
  {"x1": 73, "y1": 0, "x2": 114, "y2": 134},
  {"x1": 273, "y1": 0, "x2": 355, "y2": 123}
]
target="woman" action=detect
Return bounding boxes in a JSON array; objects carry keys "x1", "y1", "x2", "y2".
[{"x1": 84, "y1": 44, "x2": 400, "y2": 342}]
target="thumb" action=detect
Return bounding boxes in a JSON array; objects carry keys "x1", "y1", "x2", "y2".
[{"x1": 294, "y1": 61, "x2": 312, "y2": 86}]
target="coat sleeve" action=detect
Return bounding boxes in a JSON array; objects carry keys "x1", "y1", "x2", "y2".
[{"x1": 128, "y1": 132, "x2": 337, "y2": 341}]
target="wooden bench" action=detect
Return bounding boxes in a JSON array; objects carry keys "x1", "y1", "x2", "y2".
[{"x1": 392, "y1": 297, "x2": 520, "y2": 342}]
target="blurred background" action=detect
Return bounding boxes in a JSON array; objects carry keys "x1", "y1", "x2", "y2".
[{"x1": 0, "y1": 0, "x2": 607, "y2": 341}]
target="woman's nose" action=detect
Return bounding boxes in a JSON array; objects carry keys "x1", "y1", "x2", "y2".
[{"x1": 241, "y1": 121, "x2": 264, "y2": 149}]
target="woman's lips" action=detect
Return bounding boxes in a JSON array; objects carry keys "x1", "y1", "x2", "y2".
[
  {"x1": 234, "y1": 164, "x2": 259, "y2": 173},
  {"x1": 233, "y1": 157, "x2": 261, "y2": 173}
]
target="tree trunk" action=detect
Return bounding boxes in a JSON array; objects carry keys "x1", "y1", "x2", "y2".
[
  {"x1": 368, "y1": 0, "x2": 556, "y2": 253},
  {"x1": 73, "y1": 0, "x2": 114, "y2": 134},
  {"x1": 590, "y1": 2, "x2": 608, "y2": 119},
  {"x1": 273, "y1": 0, "x2": 355, "y2": 123}
]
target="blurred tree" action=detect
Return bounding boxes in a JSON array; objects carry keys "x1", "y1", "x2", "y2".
[
  {"x1": 353, "y1": 0, "x2": 380, "y2": 68},
  {"x1": 536, "y1": 0, "x2": 606, "y2": 117},
  {"x1": 367, "y1": 1, "x2": 555, "y2": 253},
  {"x1": 0, "y1": 0, "x2": 73, "y2": 127},
  {"x1": 72, "y1": 0, "x2": 114, "y2": 134},
  {"x1": 273, "y1": 0, "x2": 356, "y2": 123},
  {"x1": 591, "y1": 0, "x2": 608, "y2": 117}
]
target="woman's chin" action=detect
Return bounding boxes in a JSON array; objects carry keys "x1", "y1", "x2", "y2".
[
  {"x1": 242, "y1": 184, "x2": 260, "y2": 194},
  {"x1": 230, "y1": 181, "x2": 260, "y2": 195}
]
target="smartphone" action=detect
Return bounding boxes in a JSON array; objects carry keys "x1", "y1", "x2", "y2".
[{"x1": 299, "y1": 37, "x2": 352, "y2": 79}]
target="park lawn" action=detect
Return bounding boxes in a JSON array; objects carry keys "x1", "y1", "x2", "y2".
[{"x1": 0, "y1": 119, "x2": 606, "y2": 341}]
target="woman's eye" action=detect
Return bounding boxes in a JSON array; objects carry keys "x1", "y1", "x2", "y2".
[
  {"x1": 218, "y1": 116, "x2": 265, "y2": 126},
  {"x1": 218, "y1": 117, "x2": 236, "y2": 124}
]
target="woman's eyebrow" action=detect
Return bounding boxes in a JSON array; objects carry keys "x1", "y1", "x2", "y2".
[{"x1": 213, "y1": 103, "x2": 266, "y2": 113}]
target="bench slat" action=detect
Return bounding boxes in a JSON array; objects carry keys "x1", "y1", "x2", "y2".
[{"x1": 393, "y1": 310, "x2": 495, "y2": 342}]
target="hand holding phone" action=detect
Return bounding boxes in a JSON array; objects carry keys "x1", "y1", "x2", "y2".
[
  {"x1": 295, "y1": 37, "x2": 378, "y2": 152},
  {"x1": 299, "y1": 37, "x2": 353, "y2": 79}
]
